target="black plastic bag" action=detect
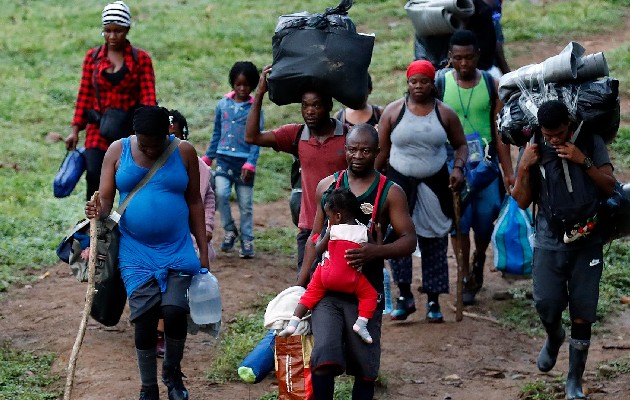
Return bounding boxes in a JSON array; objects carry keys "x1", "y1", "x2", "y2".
[
  {"x1": 268, "y1": 0, "x2": 374, "y2": 109},
  {"x1": 575, "y1": 78, "x2": 620, "y2": 144},
  {"x1": 498, "y1": 93, "x2": 534, "y2": 147}
]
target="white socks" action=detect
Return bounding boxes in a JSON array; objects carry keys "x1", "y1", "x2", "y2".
[
  {"x1": 278, "y1": 316, "x2": 301, "y2": 337},
  {"x1": 353, "y1": 317, "x2": 373, "y2": 344}
]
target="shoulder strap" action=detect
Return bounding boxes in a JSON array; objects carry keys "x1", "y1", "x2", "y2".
[
  {"x1": 92, "y1": 45, "x2": 103, "y2": 110},
  {"x1": 292, "y1": 125, "x2": 305, "y2": 157},
  {"x1": 335, "y1": 170, "x2": 345, "y2": 189},
  {"x1": 390, "y1": 96, "x2": 407, "y2": 133},
  {"x1": 434, "y1": 68, "x2": 451, "y2": 101},
  {"x1": 481, "y1": 70, "x2": 497, "y2": 116},
  {"x1": 371, "y1": 105, "x2": 382, "y2": 122},
  {"x1": 131, "y1": 46, "x2": 139, "y2": 63},
  {"x1": 108, "y1": 137, "x2": 181, "y2": 225},
  {"x1": 434, "y1": 100, "x2": 447, "y2": 132},
  {"x1": 336, "y1": 109, "x2": 346, "y2": 125},
  {"x1": 368, "y1": 173, "x2": 387, "y2": 234}
]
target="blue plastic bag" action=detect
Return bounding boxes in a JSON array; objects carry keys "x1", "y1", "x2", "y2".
[
  {"x1": 53, "y1": 148, "x2": 86, "y2": 198},
  {"x1": 238, "y1": 330, "x2": 276, "y2": 384},
  {"x1": 491, "y1": 195, "x2": 534, "y2": 275}
]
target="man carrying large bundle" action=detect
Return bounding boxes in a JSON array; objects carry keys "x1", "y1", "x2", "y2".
[
  {"x1": 511, "y1": 100, "x2": 615, "y2": 400},
  {"x1": 245, "y1": 66, "x2": 348, "y2": 274}
]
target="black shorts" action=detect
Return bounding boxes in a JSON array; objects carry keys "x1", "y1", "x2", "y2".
[
  {"x1": 532, "y1": 245, "x2": 603, "y2": 324},
  {"x1": 128, "y1": 271, "x2": 193, "y2": 322},
  {"x1": 310, "y1": 293, "x2": 383, "y2": 380}
]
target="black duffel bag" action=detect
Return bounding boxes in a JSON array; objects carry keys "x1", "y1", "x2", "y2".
[{"x1": 267, "y1": 0, "x2": 375, "y2": 109}]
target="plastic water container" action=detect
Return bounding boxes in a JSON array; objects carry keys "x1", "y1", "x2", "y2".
[
  {"x1": 188, "y1": 268, "x2": 222, "y2": 324},
  {"x1": 383, "y1": 267, "x2": 393, "y2": 314}
]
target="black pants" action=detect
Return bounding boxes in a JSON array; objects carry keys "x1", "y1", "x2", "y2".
[{"x1": 84, "y1": 148, "x2": 106, "y2": 201}]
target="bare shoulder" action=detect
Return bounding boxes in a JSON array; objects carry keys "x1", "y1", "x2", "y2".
[
  {"x1": 316, "y1": 175, "x2": 336, "y2": 195},
  {"x1": 382, "y1": 98, "x2": 405, "y2": 119}
]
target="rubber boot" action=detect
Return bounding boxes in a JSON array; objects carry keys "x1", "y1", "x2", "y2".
[
  {"x1": 139, "y1": 384, "x2": 160, "y2": 400},
  {"x1": 137, "y1": 347, "x2": 159, "y2": 399},
  {"x1": 537, "y1": 321, "x2": 565, "y2": 372},
  {"x1": 162, "y1": 336, "x2": 188, "y2": 400},
  {"x1": 565, "y1": 338, "x2": 590, "y2": 400},
  {"x1": 463, "y1": 251, "x2": 485, "y2": 305}
]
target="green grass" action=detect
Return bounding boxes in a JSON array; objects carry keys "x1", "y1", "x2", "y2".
[
  {"x1": 502, "y1": 0, "x2": 628, "y2": 42},
  {"x1": 0, "y1": 343, "x2": 60, "y2": 400},
  {"x1": 496, "y1": 241, "x2": 630, "y2": 336},
  {"x1": 256, "y1": 227, "x2": 297, "y2": 256},
  {"x1": 607, "y1": 44, "x2": 630, "y2": 97},
  {"x1": 207, "y1": 293, "x2": 274, "y2": 383},
  {"x1": 597, "y1": 354, "x2": 630, "y2": 379},
  {"x1": 519, "y1": 378, "x2": 563, "y2": 400}
]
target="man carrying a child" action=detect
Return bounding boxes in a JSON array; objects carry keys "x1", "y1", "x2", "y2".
[{"x1": 297, "y1": 124, "x2": 416, "y2": 399}]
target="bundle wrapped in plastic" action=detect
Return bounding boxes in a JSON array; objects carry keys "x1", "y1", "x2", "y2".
[
  {"x1": 497, "y1": 42, "x2": 619, "y2": 146},
  {"x1": 268, "y1": 0, "x2": 375, "y2": 109},
  {"x1": 498, "y1": 42, "x2": 609, "y2": 103},
  {"x1": 404, "y1": 0, "x2": 475, "y2": 37}
]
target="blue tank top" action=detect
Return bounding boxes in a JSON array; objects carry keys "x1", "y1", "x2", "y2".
[{"x1": 116, "y1": 135, "x2": 200, "y2": 296}]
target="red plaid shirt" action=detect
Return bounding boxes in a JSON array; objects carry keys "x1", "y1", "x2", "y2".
[{"x1": 72, "y1": 40, "x2": 156, "y2": 151}]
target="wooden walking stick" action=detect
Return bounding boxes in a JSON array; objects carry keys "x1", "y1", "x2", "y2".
[
  {"x1": 63, "y1": 191, "x2": 99, "y2": 400},
  {"x1": 452, "y1": 191, "x2": 464, "y2": 322}
]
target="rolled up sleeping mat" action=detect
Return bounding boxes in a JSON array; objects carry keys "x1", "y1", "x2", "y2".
[
  {"x1": 405, "y1": 0, "x2": 474, "y2": 18},
  {"x1": 498, "y1": 41, "x2": 586, "y2": 103},
  {"x1": 426, "y1": 0, "x2": 475, "y2": 17},
  {"x1": 576, "y1": 52, "x2": 609, "y2": 82},
  {"x1": 405, "y1": 5, "x2": 461, "y2": 37},
  {"x1": 238, "y1": 330, "x2": 276, "y2": 384},
  {"x1": 268, "y1": 28, "x2": 374, "y2": 109}
]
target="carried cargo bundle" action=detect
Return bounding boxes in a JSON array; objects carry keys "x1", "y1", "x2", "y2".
[
  {"x1": 267, "y1": 0, "x2": 375, "y2": 109},
  {"x1": 497, "y1": 42, "x2": 619, "y2": 147},
  {"x1": 405, "y1": 0, "x2": 475, "y2": 37}
]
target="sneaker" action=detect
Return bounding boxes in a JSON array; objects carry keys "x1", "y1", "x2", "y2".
[
  {"x1": 220, "y1": 230, "x2": 238, "y2": 252},
  {"x1": 426, "y1": 301, "x2": 444, "y2": 323},
  {"x1": 239, "y1": 240, "x2": 255, "y2": 259},
  {"x1": 390, "y1": 296, "x2": 416, "y2": 321},
  {"x1": 162, "y1": 365, "x2": 188, "y2": 400},
  {"x1": 139, "y1": 384, "x2": 160, "y2": 400},
  {"x1": 156, "y1": 332, "x2": 165, "y2": 358}
]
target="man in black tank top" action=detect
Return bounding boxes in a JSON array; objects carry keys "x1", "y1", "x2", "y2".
[{"x1": 297, "y1": 124, "x2": 416, "y2": 399}]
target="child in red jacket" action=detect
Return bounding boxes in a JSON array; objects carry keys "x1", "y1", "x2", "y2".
[{"x1": 280, "y1": 188, "x2": 379, "y2": 343}]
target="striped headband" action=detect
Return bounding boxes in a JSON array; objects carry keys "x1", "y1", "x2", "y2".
[{"x1": 102, "y1": 1, "x2": 131, "y2": 27}]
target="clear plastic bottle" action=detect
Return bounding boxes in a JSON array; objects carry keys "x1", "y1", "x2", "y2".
[
  {"x1": 383, "y1": 266, "x2": 393, "y2": 314},
  {"x1": 188, "y1": 268, "x2": 222, "y2": 324}
]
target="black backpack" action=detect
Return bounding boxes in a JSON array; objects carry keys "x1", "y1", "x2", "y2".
[{"x1": 536, "y1": 127, "x2": 602, "y2": 230}]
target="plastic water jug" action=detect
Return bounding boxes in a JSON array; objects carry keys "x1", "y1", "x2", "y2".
[
  {"x1": 383, "y1": 267, "x2": 393, "y2": 314},
  {"x1": 188, "y1": 268, "x2": 222, "y2": 324}
]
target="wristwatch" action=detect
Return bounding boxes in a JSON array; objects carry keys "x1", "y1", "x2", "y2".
[{"x1": 582, "y1": 156, "x2": 594, "y2": 170}]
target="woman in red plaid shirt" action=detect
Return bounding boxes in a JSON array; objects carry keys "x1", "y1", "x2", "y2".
[{"x1": 65, "y1": 1, "x2": 156, "y2": 200}]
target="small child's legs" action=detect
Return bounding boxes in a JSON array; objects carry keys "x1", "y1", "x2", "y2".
[
  {"x1": 354, "y1": 274, "x2": 377, "y2": 344},
  {"x1": 279, "y1": 303, "x2": 309, "y2": 337},
  {"x1": 278, "y1": 316, "x2": 301, "y2": 337},
  {"x1": 353, "y1": 317, "x2": 373, "y2": 344}
]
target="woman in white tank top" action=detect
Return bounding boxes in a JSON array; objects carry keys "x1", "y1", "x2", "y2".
[{"x1": 374, "y1": 60, "x2": 468, "y2": 323}]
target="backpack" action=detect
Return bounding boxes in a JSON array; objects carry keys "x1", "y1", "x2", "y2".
[
  {"x1": 435, "y1": 68, "x2": 497, "y2": 130},
  {"x1": 535, "y1": 127, "x2": 603, "y2": 240}
]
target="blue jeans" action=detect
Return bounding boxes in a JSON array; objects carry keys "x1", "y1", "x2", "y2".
[{"x1": 214, "y1": 174, "x2": 254, "y2": 242}]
